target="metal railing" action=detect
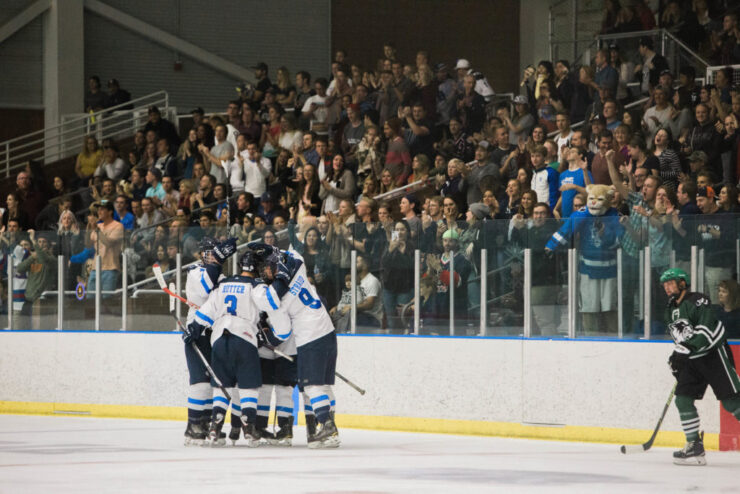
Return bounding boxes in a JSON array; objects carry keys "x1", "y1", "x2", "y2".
[{"x1": 0, "y1": 91, "x2": 171, "y2": 176}]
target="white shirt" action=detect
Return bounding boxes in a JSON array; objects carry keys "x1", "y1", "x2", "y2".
[
  {"x1": 555, "y1": 131, "x2": 574, "y2": 163},
  {"x1": 225, "y1": 156, "x2": 245, "y2": 193},
  {"x1": 302, "y1": 95, "x2": 329, "y2": 135},
  {"x1": 241, "y1": 152, "x2": 272, "y2": 197},
  {"x1": 359, "y1": 272, "x2": 383, "y2": 323}
]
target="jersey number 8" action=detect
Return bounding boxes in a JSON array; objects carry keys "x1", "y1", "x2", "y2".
[{"x1": 298, "y1": 288, "x2": 321, "y2": 309}]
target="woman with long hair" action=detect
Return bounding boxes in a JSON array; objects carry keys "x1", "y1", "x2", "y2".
[
  {"x1": 2, "y1": 192, "x2": 29, "y2": 230},
  {"x1": 517, "y1": 190, "x2": 537, "y2": 218},
  {"x1": 717, "y1": 280, "x2": 740, "y2": 339},
  {"x1": 669, "y1": 87, "x2": 694, "y2": 139},
  {"x1": 718, "y1": 183, "x2": 740, "y2": 213},
  {"x1": 383, "y1": 117, "x2": 411, "y2": 187},
  {"x1": 75, "y1": 135, "x2": 103, "y2": 184},
  {"x1": 296, "y1": 163, "x2": 322, "y2": 219},
  {"x1": 320, "y1": 154, "x2": 356, "y2": 214},
  {"x1": 379, "y1": 168, "x2": 396, "y2": 195},
  {"x1": 274, "y1": 66, "x2": 297, "y2": 109},
  {"x1": 177, "y1": 128, "x2": 199, "y2": 179},
  {"x1": 278, "y1": 114, "x2": 303, "y2": 153},
  {"x1": 381, "y1": 220, "x2": 416, "y2": 331},
  {"x1": 497, "y1": 179, "x2": 522, "y2": 219},
  {"x1": 261, "y1": 103, "x2": 283, "y2": 160},
  {"x1": 627, "y1": 136, "x2": 660, "y2": 176},
  {"x1": 652, "y1": 128, "x2": 681, "y2": 191}
]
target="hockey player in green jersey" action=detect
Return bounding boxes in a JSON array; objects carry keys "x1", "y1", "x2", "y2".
[{"x1": 661, "y1": 268, "x2": 740, "y2": 465}]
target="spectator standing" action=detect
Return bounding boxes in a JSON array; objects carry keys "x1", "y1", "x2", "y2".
[
  {"x1": 84, "y1": 76, "x2": 106, "y2": 112},
  {"x1": 652, "y1": 128, "x2": 682, "y2": 191},
  {"x1": 530, "y1": 145, "x2": 559, "y2": 211},
  {"x1": 635, "y1": 37, "x2": 669, "y2": 95},
  {"x1": 302, "y1": 77, "x2": 330, "y2": 136},
  {"x1": 383, "y1": 117, "x2": 411, "y2": 186},
  {"x1": 683, "y1": 103, "x2": 723, "y2": 178},
  {"x1": 144, "y1": 106, "x2": 180, "y2": 153},
  {"x1": 15, "y1": 165, "x2": 47, "y2": 228},
  {"x1": 87, "y1": 202, "x2": 123, "y2": 298},
  {"x1": 105, "y1": 79, "x2": 132, "y2": 109},
  {"x1": 557, "y1": 147, "x2": 592, "y2": 218},
  {"x1": 642, "y1": 86, "x2": 673, "y2": 142},
  {"x1": 381, "y1": 220, "x2": 416, "y2": 331},
  {"x1": 241, "y1": 141, "x2": 271, "y2": 200},
  {"x1": 695, "y1": 186, "x2": 735, "y2": 303},
  {"x1": 16, "y1": 230, "x2": 56, "y2": 318},
  {"x1": 249, "y1": 62, "x2": 273, "y2": 104}
]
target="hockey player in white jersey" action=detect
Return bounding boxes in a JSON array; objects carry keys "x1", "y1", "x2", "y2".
[
  {"x1": 249, "y1": 242, "x2": 339, "y2": 449},
  {"x1": 183, "y1": 249, "x2": 283, "y2": 447},
  {"x1": 255, "y1": 311, "x2": 298, "y2": 445},
  {"x1": 182, "y1": 236, "x2": 236, "y2": 445}
]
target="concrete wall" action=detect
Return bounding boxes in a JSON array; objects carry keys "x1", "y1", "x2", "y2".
[{"x1": 0, "y1": 331, "x2": 722, "y2": 437}]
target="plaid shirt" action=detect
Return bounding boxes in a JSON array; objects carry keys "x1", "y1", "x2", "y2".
[{"x1": 622, "y1": 191, "x2": 651, "y2": 258}]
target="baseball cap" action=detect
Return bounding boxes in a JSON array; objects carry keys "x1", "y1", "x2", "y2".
[
  {"x1": 477, "y1": 140, "x2": 490, "y2": 150},
  {"x1": 147, "y1": 105, "x2": 160, "y2": 114},
  {"x1": 513, "y1": 95, "x2": 528, "y2": 105},
  {"x1": 260, "y1": 191, "x2": 273, "y2": 202},
  {"x1": 434, "y1": 62, "x2": 448, "y2": 72},
  {"x1": 697, "y1": 186, "x2": 715, "y2": 199},
  {"x1": 468, "y1": 202, "x2": 489, "y2": 220},
  {"x1": 190, "y1": 107, "x2": 204, "y2": 115},
  {"x1": 442, "y1": 229, "x2": 460, "y2": 240},
  {"x1": 688, "y1": 150, "x2": 708, "y2": 163},
  {"x1": 251, "y1": 62, "x2": 268, "y2": 71},
  {"x1": 660, "y1": 69, "x2": 672, "y2": 76},
  {"x1": 107, "y1": 78, "x2": 119, "y2": 87},
  {"x1": 455, "y1": 59, "x2": 471, "y2": 70},
  {"x1": 590, "y1": 114, "x2": 606, "y2": 124}
]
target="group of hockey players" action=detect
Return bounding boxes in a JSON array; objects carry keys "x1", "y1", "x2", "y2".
[{"x1": 178, "y1": 236, "x2": 339, "y2": 449}]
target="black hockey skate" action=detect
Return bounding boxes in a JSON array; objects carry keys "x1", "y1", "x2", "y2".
[
  {"x1": 241, "y1": 418, "x2": 262, "y2": 448},
  {"x1": 205, "y1": 412, "x2": 226, "y2": 447},
  {"x1": 184, "y1": 421, "x2": 206, "y2": 446},
  {"x1": 269, "y1": 416, "x2": 293, "y2": 446},
  {"x1": 305, "y1": 414, "x2": 317, "y2": 442},
  {"x1": 308, "y1": 417, "x2": 340, "y2": 449},
  {"x1": 673, "y1": 435, "x2": 706, "y2": 466},
  {"x1": 228, "y1": 426, "x2": 241, "y2": 445}
]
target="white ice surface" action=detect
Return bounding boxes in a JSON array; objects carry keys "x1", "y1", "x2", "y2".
[{"x1": 1, "y1": 415, "x2": 739, "y2": 494}]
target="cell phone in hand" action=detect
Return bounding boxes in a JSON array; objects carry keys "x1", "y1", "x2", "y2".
[{"x1": 392, "y1": 231, "x2": 399, "y2": 241}]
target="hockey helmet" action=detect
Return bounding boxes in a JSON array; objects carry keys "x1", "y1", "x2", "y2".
[
  {"x1": 199, "y1": 236, "x2": 217, "y2": 255},
  {"x1": 660, "y1": 268, "x2": 689, "y2": 285},
  {"x1": 239, "y1": 250, "x2": 258, "y2": 273}
]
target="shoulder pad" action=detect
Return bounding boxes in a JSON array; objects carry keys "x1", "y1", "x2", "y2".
[{"x1": 686, "y1": 292, "x2": 710, "y2": 307}]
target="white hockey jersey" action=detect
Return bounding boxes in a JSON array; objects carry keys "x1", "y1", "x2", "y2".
[
  {"x1": 264, "y1": 250, "x2": 335, "y2": 348},
  {"x1": 185, "y1": 263, "x2": 224, "y2": 324},
  {"x1": 195, "y1": 275, "x2": 281, "y2": 347}
]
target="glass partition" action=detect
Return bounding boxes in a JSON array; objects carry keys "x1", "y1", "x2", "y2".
[{"x1": 7, "y1": 212, "x2": 740, "y2": 340}]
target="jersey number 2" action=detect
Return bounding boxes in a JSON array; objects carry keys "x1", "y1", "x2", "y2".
[
  {"x1": 225, "y1": 295, "x2": 237, "y2": 315},
  {"x1": 298, "y1": 288, "x2": 321, "y2": 309}
]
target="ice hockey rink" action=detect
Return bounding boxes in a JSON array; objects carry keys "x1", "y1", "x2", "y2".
[{"x1": 1, "y1": 415, "x2": 739, "y2": 494}]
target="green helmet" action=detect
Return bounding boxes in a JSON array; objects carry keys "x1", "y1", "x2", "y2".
[{"x1": 660, "y1": 268, "x2": 689, "y2": 285}]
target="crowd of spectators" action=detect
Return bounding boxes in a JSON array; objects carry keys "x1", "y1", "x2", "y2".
[{"x1": 2, "y1": 3, "x2": 740, "y2": 338}]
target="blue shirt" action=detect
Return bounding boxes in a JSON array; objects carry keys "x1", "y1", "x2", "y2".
[
  {"x1": 145, "y1": 182, "x2": 165, "y2": 201},
  {"x1": 559, "y1": 168, "x2": 593, "y2": 218},
  {"x1": 113, "y1": 211, "x2": 136, "y2": 230}
]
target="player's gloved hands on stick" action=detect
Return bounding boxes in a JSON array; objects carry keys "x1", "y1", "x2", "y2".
[
  {"x1": 182, "y1": 321, "x2": 203, "y2": 345},
  {"x1": 668, "y1": 351, "x2": 689, "y2": 379},
  {"x1": 212, "y1": 237, "x2": 237, "y2": 264}
]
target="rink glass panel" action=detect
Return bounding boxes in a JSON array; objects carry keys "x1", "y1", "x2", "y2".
[{"x1": 7, "y1": 215, "x2": 740, "y2": 338}]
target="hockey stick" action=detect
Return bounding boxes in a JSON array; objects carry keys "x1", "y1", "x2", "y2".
[
  {"x1": 156, "y1": 265, "x2": 367, "y2": 396},
  {"x1": 620, "y1": 382, "x2": 677, "y2": 454},
  {"x1": 168, "y1": 285, "x2": 232, "y2": 403},
  {"x1": 335, "y1": 371, "x2": 366, "y2": 395},
  {"x1": 152, "y1": 263, "x2": 198, "y2": 308}
]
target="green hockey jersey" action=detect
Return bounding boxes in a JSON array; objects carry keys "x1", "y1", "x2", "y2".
[{"x1": 665, "y1": 292, "x2": 725, "y2": 359}]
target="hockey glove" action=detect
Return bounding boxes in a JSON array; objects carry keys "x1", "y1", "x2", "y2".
[
  {"x1": 182, "y1": 321, "x2": 204, "y2": 345},
  {"x1": 668, "y1": 351, "x2": 689, "y2": 379},
  {"x1": 257, "y1": 312, "x2": 283, "y2": 348},
  {"x1": 275, "y1": 260, "x2": 291, "y2": 285},
  {"x1": 212, "y1": 237, "x2": 237, "y2": 264}
]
